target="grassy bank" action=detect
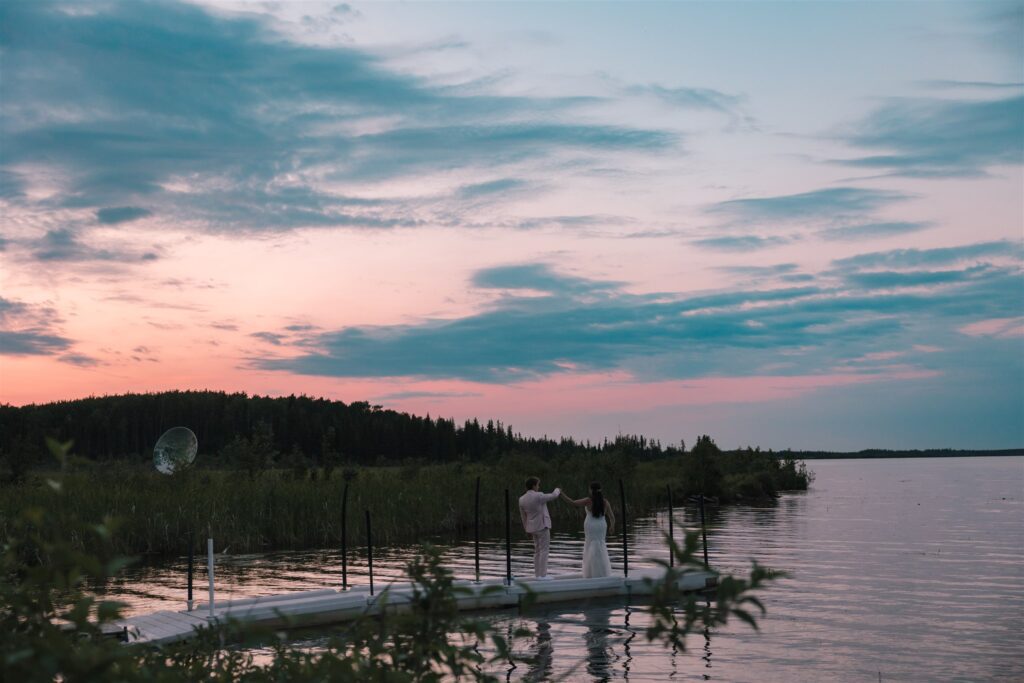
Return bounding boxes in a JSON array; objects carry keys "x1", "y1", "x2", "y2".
[{"x1": 0, "y1": 447, "x2": 810, "y2": 557}]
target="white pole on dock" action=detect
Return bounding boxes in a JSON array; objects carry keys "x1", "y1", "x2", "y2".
[{"x1": 207, "y1": 537, "x2": 215, "y2": 619}]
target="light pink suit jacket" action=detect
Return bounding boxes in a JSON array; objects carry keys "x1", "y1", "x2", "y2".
[{"x1": 519, "y1": 488, "x2": 561, "y2": 534}]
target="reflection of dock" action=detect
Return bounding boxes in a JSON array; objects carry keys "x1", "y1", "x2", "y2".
[{"x1": 116, "y1": 568, "x2": 716, "y2": 645}]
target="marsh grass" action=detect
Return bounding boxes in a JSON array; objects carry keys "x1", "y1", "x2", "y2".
[{"x1": 0, "y1": 450, "x2": 808, "y2": 557}]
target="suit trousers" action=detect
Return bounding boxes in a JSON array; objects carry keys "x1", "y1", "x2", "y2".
[{"x1": 531, "y1": 527, "x2": 550, "y2": 577}]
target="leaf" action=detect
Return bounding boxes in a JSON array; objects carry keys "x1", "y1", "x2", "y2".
[
  {"x1": 97, "y1": 600, "x2": 126, "y2": 622},
  {"x1": 731, "y1": 607, "x2": 759, "y2": 631},
  {"x1": 45, "y1": 438, "x2": 73, "y2": 470},
  {"x1": 740, "y1": 595, "x2": 766, "y2": 615},
  {"x1": 491, "y1": 634, "x2": 508, "y2": 657}
]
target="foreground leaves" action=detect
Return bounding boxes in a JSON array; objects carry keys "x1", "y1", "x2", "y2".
[{"x1": 644, "y1": 529, "x2": 785, "y2": 651}]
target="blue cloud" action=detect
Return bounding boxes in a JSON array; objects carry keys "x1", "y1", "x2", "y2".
[
  {"x1": 251, "y1": 331, "x2": 286, "y2": 346},
  {"x1": 622, "y1": 83, "x2": 745, "y2": 115},
  {"x1": 718, "y1": 263, "x2": 799, "y2": 276},
  {"x1": 340, "y1": 124, "x2": 672, "y2": 182},
  {"x1": 0, "y1": 330, "x2": 71, "y2": 356},
  {"x1": 96, "y1": 206, "x2": 152, "y2": 224},
  {"x1": 843, "y1": 265, "x2": 993, "y2": 289},
  {"x1": 831, "y1": 240, "x2": 1020, "y2": 270},
  {"x1": 470, "y1": 263, "x2": 620, "y2": 295},
  {"x1": 30, "y1": 229, "x2": 159, "y2": 263},
  {"x1": 456, "y1": 178, "x2": 531, "y2": 198},
  {"x1": 0, "y1": 1, "x2": 674, "y2": 232},
  {"x1": 710, "y1": 187, "x2": 909, "y2": 221},
  {"x1": 922, "y1": 80, "x2": 1024, "y2": 91},
  {"x1": 819, "y1": 221, "x2": 931, "y2": 242},
  {"x1": 692, "y1": 235, "x2": 789, "y2": 251},
  {"x1": 0, "y1": 296, "x2": 73, "y2": 357},
  {"x1": 373, "y1": 390, "x2": 482, "y2": 400},
  {"x1": 841, "y1": 95, "x2": 1024, "y2": 177},
  {"x1": 255, "y1": 251, "x2": 1024, "y2": 382},
  {"x1": 58, "y1": 352, "x2": 101, "y2": 367}
]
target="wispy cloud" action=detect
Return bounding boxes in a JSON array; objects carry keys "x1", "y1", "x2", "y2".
[
  {"x1": 692, "y1": 235, "x2": 789, "y2": 252},
  {"x1": 818, "y1": 221, "x2": 931, "y2": 242},
  {"x1": 717, "y1": 263, "x2": 802, "y2": 280},
  {"x1": 251, "y1": 331, "x2": 286, "y2": 346},
  {"x1": 373, "y1": 390, "x2": 482, "y2": 401},
  {"x1": 831, "y1": 240, "x2": 1020, "y2": 270},
  {"x1": 710, "y1": 187, "x2": 909, "y2": 222},
  {"x1": 976, "y1": 1, "x2": 1024, "y2": 66},
  {"x1": 456, "y1": 178, "x2": 532, "y2": 199},
  {"x1": 58, "y1": 352, "x2": 101, "y2": 367},
  {"x1": 921, "y1": 80, "x2": 1024, "y2": 91},
  {"x1": 29, "y1": 228, "x2": 159, "y2": 263},
  {"x1": 840, "y1": 95, "x2": 1024, "y2": 177},
  {"x1": 703, "y1": 186, "x2": 921, "y2": 249},
  {"x1": 843, "y1": 265, "x2": 992, "y2": 289},
  {"x1": 0, "y1": 296, "x2": 73, "y2": 357},
  {"x1": 622, "y1": 82, "x2": 746, "y2": 115},
  {"x1": 470, "y1": 263, "x2": 622, "y2": 295},
  {"x1": 0, "y1": 1, "x2": 674, "y2": 233},
  {"x1": 96, "y1": 206, "x2": 152, "y2": 225}
]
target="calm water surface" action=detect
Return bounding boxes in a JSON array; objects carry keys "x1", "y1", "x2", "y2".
[{"x1": 108, "y1": 457, "x2": 1023, "y2": 681}]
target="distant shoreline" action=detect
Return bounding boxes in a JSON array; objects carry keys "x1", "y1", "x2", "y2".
[{"x1": 780, "y1": 450, "x2": 1022, "y2": 460}]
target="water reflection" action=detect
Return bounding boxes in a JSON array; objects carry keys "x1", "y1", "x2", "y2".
[
  {"x1": 622, "y1": 604, "x2": 635, "y2": 680},
  {"x1": 523, "y1": 620, "x2": 553, "y2": 682},
  {"x1": 701, "y1": 599, "x2": 713, "y2": 681},
  {"x1": 582, "y1": 605, "x2": 613, "y2": 681},
  {"x1": 503, "y1": 620, "x2": 518, "y2": 683}
]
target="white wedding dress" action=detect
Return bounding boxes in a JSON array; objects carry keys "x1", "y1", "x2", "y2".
[{"x1": 582, "y1": 508, "x2": 612, "y2": 578}]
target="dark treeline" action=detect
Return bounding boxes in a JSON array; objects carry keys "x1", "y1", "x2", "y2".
[
  {"x1": 790, "y1": 449, "x2": 1022, "y2": 459},
  {"x1": 0, "y1": 390, "x2": 689, "y2": 475}
]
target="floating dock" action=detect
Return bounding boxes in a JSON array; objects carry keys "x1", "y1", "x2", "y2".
[{"x1": 116, "y1": 568, "x2": 716, "y2": 646}]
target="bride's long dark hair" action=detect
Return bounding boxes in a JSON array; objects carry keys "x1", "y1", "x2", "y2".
[{"x1": 590, "y1": 482, "x2": 605, "y2": 517}]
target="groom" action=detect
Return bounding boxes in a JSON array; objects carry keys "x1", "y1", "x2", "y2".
[{"x1": 519, "y1": 476, "x2": 561, "y2": 580}]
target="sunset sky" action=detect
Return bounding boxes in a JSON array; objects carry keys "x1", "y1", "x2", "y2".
[{"x1": 1, "y1": 1, "x2": 1021, "y2": 450}]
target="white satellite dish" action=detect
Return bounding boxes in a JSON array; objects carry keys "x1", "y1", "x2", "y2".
[{"x1": 154, "y1": 426, "x2": 198, "y2": 474}]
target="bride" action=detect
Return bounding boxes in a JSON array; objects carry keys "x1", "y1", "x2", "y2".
[{"x1": 562, "y1": 483, "x2": 615, "y2": 578}]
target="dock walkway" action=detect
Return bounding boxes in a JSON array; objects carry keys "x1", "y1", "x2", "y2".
[{"x1": 117, "y1": 568, "x2": 715, "y2": 645}]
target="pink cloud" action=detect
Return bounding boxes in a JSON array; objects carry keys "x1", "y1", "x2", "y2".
[
  {"x1": 912, "y1": 344, "x2": 943, "y2": 353},
  {"x1": 958, "y1": 317, "x2": 1024, "y2": 338}
]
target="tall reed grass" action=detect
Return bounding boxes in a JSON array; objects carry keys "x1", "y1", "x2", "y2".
[{"x1": 0, "y1": 451, "x2": 809, "y2": 556}]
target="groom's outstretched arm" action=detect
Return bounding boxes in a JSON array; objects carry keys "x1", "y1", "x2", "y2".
[{"x1": 540, "y1": 487, "x2": 561, "y2": 502}]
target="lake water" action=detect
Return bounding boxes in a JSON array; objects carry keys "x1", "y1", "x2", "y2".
[{"x1": 107, "y1": 457, "x2": 1023, "y2": 681}]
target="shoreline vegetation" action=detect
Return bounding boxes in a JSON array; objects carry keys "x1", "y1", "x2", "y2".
[
  {"x1": 0, "y1": 391, "x2": 815, "y2": 557},
  {"x1": 0, "y1": 444, "x2": 810, "y2": 557}
]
